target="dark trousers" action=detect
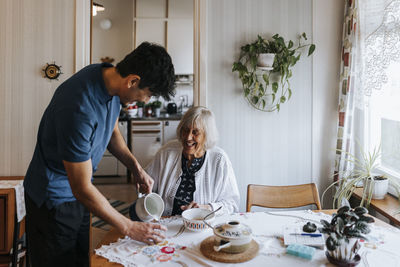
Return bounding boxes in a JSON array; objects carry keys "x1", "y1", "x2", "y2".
[{"x1": 25, "y1": 193, "x2": 90, "y2": 267}]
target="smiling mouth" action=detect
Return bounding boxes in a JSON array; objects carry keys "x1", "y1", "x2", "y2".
[{"x1": 185, "y1": 141, "x2": 197, "y2": 148}]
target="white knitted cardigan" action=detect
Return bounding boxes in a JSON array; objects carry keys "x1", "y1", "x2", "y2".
[{"x1": 145, "y1": 140, "x2": 240, "y2": 216}]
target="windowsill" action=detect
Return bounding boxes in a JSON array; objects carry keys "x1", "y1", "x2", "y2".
[{"x1": 352, "y1": 188, "x2": 400, "y2": 226}]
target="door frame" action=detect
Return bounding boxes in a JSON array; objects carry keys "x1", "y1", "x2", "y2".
[{"x1": 75, "y1": 0, "x2": 207, "y2": 106}]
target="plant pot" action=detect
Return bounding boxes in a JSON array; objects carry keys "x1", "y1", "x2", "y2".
[
  {"x1": 154, "y1": 107, "x2": 161, "y2": 117},
  {"x1": 325, "y1": 251, "x2": 361, "y2": 267},
  {"x1": 137, "y1": 107, "x2": 143, "y2": 118},
  {"x1": 326, "y1": 238, "x2": 360, "y2": 262},
  {"x1": 372, "y1": 177, "x2": 389, "y2": 199},
  {"x1": 257, "y1": 53, "x2": 275, "y2": 68}
]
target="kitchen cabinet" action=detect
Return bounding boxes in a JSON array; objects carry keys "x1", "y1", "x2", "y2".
[
  {"x1": 94, "y1": 122, "x2": 127, "y2": 177},
  {"x1": 163, "y1": 120, "x2": 180, "y2": 144},
  {"x1": 134, "y1": 0, "x2": 193, "y2": 74},
  {"x1": 95, "y1": 153, "x2": 118, "y2": 176},
  {"x1": 131, "y1": 120, "x2": 180, "y2": 167},
  {"x1": 131, "y1": 121, "x2": 163, "y2": 167},
  {"x1": 95, "y1": 119, "x2": 180, "y2": 176}
]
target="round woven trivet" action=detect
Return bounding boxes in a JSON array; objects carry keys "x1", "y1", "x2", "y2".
[{"x1": 200, "y1": 236, "x2": 259, "y2": 263}]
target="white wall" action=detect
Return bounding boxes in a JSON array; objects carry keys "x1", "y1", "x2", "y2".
[
  {"x1": 0, "y1": 0, "x2": 75, "y2": 175},
  {"x1": 312, "y1": 0, "x2": 344, "y2": 208},
  {"x1": 204, "y1": 0, "x2": 343, "y2": 210},
  {"x1": 92, "y1": 0, "x2": 133, "y2": 64},
  {"x1": 0, "y1": 0, "x2": 343, "y2": 211}
]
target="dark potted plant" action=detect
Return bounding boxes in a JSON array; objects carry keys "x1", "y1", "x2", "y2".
[
  {"x1": 152, "y1": 100, "x2": 162, "y2": 117},
  {"x1": 232, "y1": 33, "x2": 315, "y2": 112},
  {"x1": 319, "y1": 205, "x2": 374, "y2": 265},
  {"x1": 136, "y1": 101, "x2": 145, "y2": 117}
]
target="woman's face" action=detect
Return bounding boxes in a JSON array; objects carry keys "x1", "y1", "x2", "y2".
[{"x1": 181, "y1": 123, "x2": 206, "y2": 159}]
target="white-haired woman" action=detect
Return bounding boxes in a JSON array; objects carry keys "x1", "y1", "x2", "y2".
[{"x1": 130, "y1": 106, "x2": 239, "y2": 219}]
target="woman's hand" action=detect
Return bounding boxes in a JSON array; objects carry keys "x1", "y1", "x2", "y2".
[
  {"x1": 125, "y1": 221, "x2": 167, "y2": 245},
  {"x1": 180, "y1": 202, "x2": 211, "y2": 211}
]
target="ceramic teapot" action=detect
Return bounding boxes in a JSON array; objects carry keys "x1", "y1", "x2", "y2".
[
  {"x1": 135, "y1": 193, "x2": 164, "y2": 222},
  {"x1": 213, "y1": 220, "x2": 252, "y2": 254}
]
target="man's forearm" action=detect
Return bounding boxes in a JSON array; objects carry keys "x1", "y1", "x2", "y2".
[
  {"x1": 64, "y1": 159, "x2": 131, "y2": 235},
  {"x1": 75, "y1": 182, "x2": 131, "y2": 234}
]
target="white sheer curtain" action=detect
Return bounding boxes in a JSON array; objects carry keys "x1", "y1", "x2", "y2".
[
  {"x1": 360, "y1": 0, "x2": 400, "y2": 177},
  {"x1": 334, "y1": 0, "x2": 400, "y2": 195}
]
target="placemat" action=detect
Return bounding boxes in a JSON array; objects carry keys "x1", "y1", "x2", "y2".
[{"x1": 200, "y1": 236, "x2": 259, "y2": 263}]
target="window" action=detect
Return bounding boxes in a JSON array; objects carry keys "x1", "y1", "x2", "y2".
[
  {"x1": 360, "y1": 0, "x2": 400, "y2": 185},
  {"x1": 365, "y1": 61, "x2": 400, "y2": 181}
]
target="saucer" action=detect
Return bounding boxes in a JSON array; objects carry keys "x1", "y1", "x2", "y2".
[{"x1": 256, "y1": 66, "x2": 274, "y2": 71}]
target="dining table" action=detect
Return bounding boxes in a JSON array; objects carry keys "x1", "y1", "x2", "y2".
[{"x1": 91, "y1": 209, "x2": 400, "y2": 267}]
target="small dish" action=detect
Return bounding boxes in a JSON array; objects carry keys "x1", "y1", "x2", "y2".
[
  {"x1": 182, "y1": 208, "x2": 215, "y2": 232},
  {"x1": 256, "y1": 66, "x2": 274, "y2": 71}
]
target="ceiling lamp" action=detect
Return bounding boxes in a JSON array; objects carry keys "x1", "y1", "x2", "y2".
[{"x1": 93, "y1": 2, "x2": 105, "y2": 16}]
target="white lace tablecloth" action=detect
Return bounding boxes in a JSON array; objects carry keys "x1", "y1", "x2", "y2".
[
  {"x1": 95, "y1": 210, "x2": 400, "y2": 267},
  {"x1": 0, "y1": 180, "x2": 26, "y2": 222}
]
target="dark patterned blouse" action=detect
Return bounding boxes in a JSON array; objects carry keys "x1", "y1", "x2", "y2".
[{"x1": 171, "y1": 152, "x2": 206, "y2": 215}]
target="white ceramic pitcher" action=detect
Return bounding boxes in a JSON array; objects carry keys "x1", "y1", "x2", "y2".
[{"x1": 135, "y1": 193, "x2": 164, "y2": 222}]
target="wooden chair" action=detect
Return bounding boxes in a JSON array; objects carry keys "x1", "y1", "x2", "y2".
[{"x1": 246, "y1": 183, "x2": 321, "y2": 212}]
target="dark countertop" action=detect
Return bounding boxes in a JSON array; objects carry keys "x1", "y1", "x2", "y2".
[{"x1": 119, "y1": 112, "x2": 183, "y2": 121}]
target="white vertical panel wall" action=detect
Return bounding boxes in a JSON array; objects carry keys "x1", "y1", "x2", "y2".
[
  {"x1": 0, "y1": 0, "x2": 75, "y2": 175},
  {"x1": 204, "y1": 0, "x2": 343, "y2": 210},
  {"x1": 312, "y1": 0, "x2": 344, "y2": 207}
]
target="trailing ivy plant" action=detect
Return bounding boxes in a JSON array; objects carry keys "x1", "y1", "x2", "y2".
[{"x1": 232, "y1": 33, "x2": 315, "y2": 112}]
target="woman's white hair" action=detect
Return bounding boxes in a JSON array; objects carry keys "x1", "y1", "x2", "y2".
[{"x1": 176, "y1": 106, "x2": 218, "y2": 150}]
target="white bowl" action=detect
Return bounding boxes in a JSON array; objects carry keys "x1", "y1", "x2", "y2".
[
  {"x1": 127, "y1": 109, "x2": 138, "y2": 117},
  {"x1": 182, "y1": 208, "x2": 215, "y2": 232}
]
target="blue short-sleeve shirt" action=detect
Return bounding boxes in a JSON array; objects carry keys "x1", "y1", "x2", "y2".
[{"x1": 24, "y1": 63, "x2": 121, "y2": 208}]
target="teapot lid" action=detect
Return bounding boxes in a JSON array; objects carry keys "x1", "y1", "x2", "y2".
[{"x1": 213, "y1": 221, "x2": 252, "y2": 240}]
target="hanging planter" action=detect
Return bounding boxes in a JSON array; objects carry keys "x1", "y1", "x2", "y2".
[
  {"x1": 232, "y1": 33, "x2": 315, "y2": 112},
  {"x1": 257, "y1": 53, "x2": 275, "y2": 68}
]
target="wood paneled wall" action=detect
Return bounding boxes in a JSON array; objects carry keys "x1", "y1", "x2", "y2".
[{"x1": 0, "y1": 0, "x2": 75, "y2": 175}]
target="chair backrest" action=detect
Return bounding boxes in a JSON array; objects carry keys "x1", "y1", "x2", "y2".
[{"x1": 246, "y1": 183, "x2": 321, "y2": 212}]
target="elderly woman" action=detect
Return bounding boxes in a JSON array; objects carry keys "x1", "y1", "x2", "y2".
[{"x1": 130, "y1": 106, "x2": 239, "y2": 219}]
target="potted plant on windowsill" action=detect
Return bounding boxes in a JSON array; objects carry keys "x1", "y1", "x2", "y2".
[
  {"x1": 232, "y1": 33, "x2": 315, "y2": 112},
  {"x1": 322, "y1": 144, "x2": 400, "y2": 209},
  {"x1": 320, "y1": 205, "x2": 374, "y2": 265},
  {"x1": 368, "y1": 175, "x2": 389, "y2": 200}
]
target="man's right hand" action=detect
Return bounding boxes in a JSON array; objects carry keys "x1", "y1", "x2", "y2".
[{"x1": 124, "y1": 221, "x2": 167, "y2": 245}]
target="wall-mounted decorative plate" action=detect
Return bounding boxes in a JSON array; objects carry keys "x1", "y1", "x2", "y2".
[{"x1": 42, "y1": 62, "x2": 62, "y2": 80}]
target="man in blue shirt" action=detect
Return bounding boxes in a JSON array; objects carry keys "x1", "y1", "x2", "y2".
[{"x1": 24, "y1": 42, "x2": 175, "y2": 267}]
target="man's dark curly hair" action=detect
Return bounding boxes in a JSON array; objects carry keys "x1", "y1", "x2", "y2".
[{"x1": 116, "y1": 42, "x2": 176, "y2": 101}]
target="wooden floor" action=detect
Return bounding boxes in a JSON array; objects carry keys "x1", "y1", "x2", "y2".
[{"x1": 92, "y1": 180, "x2": 137, "y2": 252}]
